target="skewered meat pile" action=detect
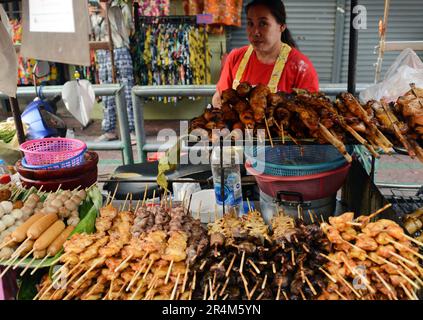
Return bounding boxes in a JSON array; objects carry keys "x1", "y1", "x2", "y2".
[
  {"x1": 37, "y1": 202, "x2": 209, "y2": 300},
  {"x1": 190, "y1": 82, "x2": 423, "y2": 163},
  {"x1": 192, "y1": 210, "x2": 273, "y2": 300},
  {"x1": 270, "y1": 214, "x2": 331, "y2": 300},
  {"x1": 132, "y1": 205, "x2": 209, "y2": 265},
  {"x1": 319, "y1": 212, "x2": 423, "y2": 300}
]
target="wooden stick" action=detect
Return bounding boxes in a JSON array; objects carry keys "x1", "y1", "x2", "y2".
[
  {"x1": 141, "y1": 185, "x2": 149, "y2": 207},
  {"x1": 0, "y1": 238, "x2": 14, "y2": 251},
  {"x1": 389, "y1": 250, "x2": 420, "y2": 269},
  {"x1": 291, "y1": 249, "x2": 295, "y2": 266},
  {"x1": 225, "y1": 253, "x2": 237, "y2": 277},
  {"x1": 399, "y1": 282, "x2": 416, "y2": 300},
  {"x1": 299, "y1": 288, "x2": 307, "y2": 300},
  {"x1": 248, "y1": 259, "x2": 260, "y2": 274},
  {"x1": 181, "y1": 266, "x2": 189, "y2": 294},
  {"x1": 388, "y1": 239, "x2": 423, "y2": 260},
  {"x1": 304, "y1": 275, "x2": 317, "y2": 296},
  {"x1": 281, "y1": 123, "x2": 285, "y2": 144},
  {"x1": 397, "y1": 269, "x2": 420, "y2": 290},
  {"x1": 13, "y1": 248, "x2": 35, "y2": 269},
  {"x1": 191, "y1": 271, "x2": 197, "y2": 291},
  {"x1": 337, "y1": 273, "x2": 361, "y2": 298},
  {"x1": 110, "y1": 183, "x2": 120, "y2": 205},
  {"x1": 75, "y1": 259, "x2": 102, "y2": 285},
  {"x1": 397, "y1": 260, "x2": 423, "y2": 287},
  {"x1": 403, "y1": 233, "x2": 423, "y2": 247},
  {"x1": 199, "y1": 259, "x2": 207, "y2": 271},
  {"x1": 264, "y1": 116, "x2": 274, "y2": 148},
  {"x1": 272, "y1": 262, "x2": 276, "y2": 274},
  {"x1": 276, "y1": 282, "x2": 282, "y2": 300},
  {"x1": 126, "y1": 264, "x2": 145, "y2": 292},
  {"x1": 114, "y1": 254, "x2": 133, "y2": 273},
  {"x1": 261, "y1": 274, "x2": 268, "y2": 290},
  {"x1": 219, "y1": 277, "x2": 230, "y2": 297},
  {"x1": 142, "y1": 259, "x2": 155, "y2": 280},
  {"x1": 319, "y1": 267, "x2": 337, "y2": 283},
  {"x1": 30, "y1": 254, "x2": 49, "y2": 276},
  {"x1": 11, "y1": 237, "x2": 31, "y2": 258},
  {"x1": 246, "y1": 198, "x2": 252, "y2": 212},
  {"x1": 203, "y1": 284, "x2": 208, "y2": 300},
  {"x1": 334, "y1": 289, "x2": 348, "y2": 300},
  {"x1": 307, "y1": 210, "x2": 315, "y2": 223},
  {"x1": 164, "y1": 260, "x2": 174, "y2": 285},
  {"x1": 373, "y1": 269, "x2": 396, "y2": 297},
  {"x1": 239, "y1": 250, "x2": 246, "y2": 274},
  {"x1": 120, "y1": 193, "x2": 130, "y2": 212},
  {"x1": 208, "y1": 278, "x2": 214, "y2": 300},
  {"x1": 239, "y1": 272, "x2": 250, "y2": 300}
]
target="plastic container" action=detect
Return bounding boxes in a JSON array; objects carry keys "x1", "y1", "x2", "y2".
[
  {"x1": 259, "y1": 190, "x2": 336, "y2": 225},
  {"x1": 244, "y1": 145, "x2": 352, "y2": 176},
  {"x1": 21, "y1": 148, "x2": 87, "y2": 170},
  {"x1": 20, "y1": 138, "x2": 87, "y2": 166},
  {"x1": 188, "y1": 189, "x2": 224, "y2": 223},
  {"x1": 246, "y1": 160, "x2": 351, "y2": 201},
  {"x1": 211, "y1": 146, "x2": 243, "y2": 215}
]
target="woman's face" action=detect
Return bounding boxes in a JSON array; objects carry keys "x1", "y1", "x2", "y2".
[{"x1": 247, "y1": 5, "x2": 285, "y2": 52}]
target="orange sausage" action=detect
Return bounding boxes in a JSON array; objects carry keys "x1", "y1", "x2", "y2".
[
  {"x1": 27, "y1": 213, "x2": 58, "y2": 240},
  {"x1": 11, "y1": 213, "x2": 44, "y2": 242},
  {"x1": 47, "y1": 225, "x2": 75, "y2": 257},
  {"x1": 34, "y1": 220, "x2": 66, "y2": 251}
]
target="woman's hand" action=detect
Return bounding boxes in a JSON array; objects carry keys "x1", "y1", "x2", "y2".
[{"x1": 212, "y1": 91, "x2": 222, "y2": 109}]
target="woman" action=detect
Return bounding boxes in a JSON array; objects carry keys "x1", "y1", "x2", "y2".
[{"x1": 213, "y1": 0, "x2": 319, "y2": 108}]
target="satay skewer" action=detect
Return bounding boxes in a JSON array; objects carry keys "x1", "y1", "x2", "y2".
[
  {"x1": 388, "y1": 239, "x2": 423, "y2": 260},
  {"x1": 264, "y1": 117, "x2": 274, "y2": 148},
  {"x1": 208, "y1": 278, "x2": 214, "y2": 300},
  {"x1": 261, "y1": 274, "x2": 268, "y2": 290},
  {"x1": 397, "y1": 269, "x2": 420, "y2": 290},
  {"x1": 305, "y1": 276, "x2": 317, "y2": 296},
  {"x1": 0, "y1": 238, "x2": 14, "y2": 251},
  {"x1": 399, "y1": 282, "x2": 417, "y2": 300},
  {"x1": 397, "y1": 260, "x2": 423, "y2": 287},
  {"x1": 319, "y1": 267, "x2": 337, "y2": 283},
  {"x1": 403, "y1": 233, "x2": 423, "y2": 247},
  {"x1": 219, "y1": 277, "x2": 230, "y2": 297},
  {"x1": 248, "y1": 259, "x2": 261, "y2": 274},
  {"x1": 373, "y1": 269, "x2": 397, "y2": 298},
  {"x1": 225, "y1": 253, "x2": 237, "y2": 277},
  {"x1": 239, "y1": 250, "x2": 246, "y2": 274},
  {"x1": 181, "y1": 266, "x2": 189, "y2": 294},
  {"x1": 239, "y1": 271, "x2": 250, "y2": 300},
  {"x1": 164, "y1": 260, "x2": 174, "y2": 285},
  {"x1": 114, "y1": 254, "x2": 133, "y2": 273},
  {"x1": 203, "y1": 284, "x2": 208, "y2": 300}
]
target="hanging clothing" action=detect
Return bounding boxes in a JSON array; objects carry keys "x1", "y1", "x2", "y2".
[
  {"x1": 97, "y1": 48, "x2": 135, "y2": 133},
  {"x1": 138, "y1": 0, "x2": 170, "y2": 16},
  {"x1": 217, "y1": 44, "x2": 319, "y2": 94},
  {"x1": 131, "y1": 20, "x2": 211, "y2": 103}
]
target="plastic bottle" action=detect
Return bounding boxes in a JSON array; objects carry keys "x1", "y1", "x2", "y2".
[{"x1": 211, "y1": 146, "x2": 243, "y2": 216}]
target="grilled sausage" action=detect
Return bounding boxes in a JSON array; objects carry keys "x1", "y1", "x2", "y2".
[
  {"x1": 47, "y1": 225, "x2": 75, "y2": 257},
  {"x1": 33, "y1": 220, "x2": 66, "y2": 251},
  {"x1": 11, "y1": 213, "x2": 44, "y2": 242},
  {"x1": 27, "y1": 213, "x2": 58, "y2": 240}
]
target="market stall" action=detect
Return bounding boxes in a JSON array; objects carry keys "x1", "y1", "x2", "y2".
[{"x1": 0, "y1": 0, "x2": 422, "y2": 302}]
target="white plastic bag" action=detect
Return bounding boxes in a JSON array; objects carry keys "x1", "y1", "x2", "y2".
[
  {"x1": 360, "y1": 49, "x2": 423, "y2": 103},
  {"x1": 61, "y1": 79, "x2": 95, "y2": 127}
]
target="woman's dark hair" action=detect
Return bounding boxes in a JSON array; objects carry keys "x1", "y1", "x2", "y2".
[{"x1": 246, "y1": 0, "x2": 297, "y2": 48}]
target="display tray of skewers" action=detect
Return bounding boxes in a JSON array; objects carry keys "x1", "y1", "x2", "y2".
[
  {"x1": 189, "y1": 82, "x2": 423, "y2": 163},
  {"x1": 27, "y1": 189, "x2": 423, "y2": 300},
  {"x1": 0, "y1": 183, "x2": 102, "y2": 275}
]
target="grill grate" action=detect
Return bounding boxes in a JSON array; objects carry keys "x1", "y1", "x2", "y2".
[{"x1": 384, "y1": 189, "x2": 423, "y2": 216}]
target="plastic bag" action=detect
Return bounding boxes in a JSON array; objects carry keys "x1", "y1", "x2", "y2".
[
  {"x1": 0, "y1": 134, "x2": 22, "y2": 165},
  {"x1": 360, "y1": 48, "x2": 423, "y2": 103},
  {"x1": 61, "y1": 79, "x2": 95, "y2": 127}
]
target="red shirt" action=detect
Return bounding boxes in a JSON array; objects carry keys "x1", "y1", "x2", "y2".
[{"x1": 217, "y1": 45, "x2": 319, "y2": 93}]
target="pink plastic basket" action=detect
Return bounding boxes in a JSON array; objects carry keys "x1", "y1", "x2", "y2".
[
  {"x1": 246, "y1": 161, "x2": 351, "y2": 201},
  {"x1": 20, "y1": 138, "x2": 87, "y2": 166}
]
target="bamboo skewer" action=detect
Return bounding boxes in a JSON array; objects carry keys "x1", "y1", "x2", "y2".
[
  {"x1": 388, "y1": 239, "x2": 423, "y2": 260},
  {"x1": 13, "y1": 248, "x2": 35, "y2": 269},
  {"x1": 276, "y1": 282, "x2": 282, "y2": 300},
  {"x1": 208, "y1": 278, "x2": 214, "y2": 300},
  {"x1": 191, "y1": 271, "x2": 197, "y2": 291},
  {"x1": 181, "y1": 266, "x2": 189, "y2": 294},
  {"x1": 219, "y1": 277, "x2": 229, "y2": 297},
  {"x1": 399, "y1": 282, "x2": 416, "y2": 300},
  {"x1": 0, "y1": 238, "x2": 14, "y2": 251},
  {"x1": 75, "y1": 259, "x2": 102, "y2": 285},
  {"x1": 337, "y1": 273, "x2": 361, "y2": 298},
  {"x1": 261, "y1": 274, "x2": 268, "y2": 290},
  {"x1": 11, "y1": 238, "x2": 31, "y2": 259},
  {"x1": 319, "y1": 267, "x2": 337, "y2": 283},
  {"x1": 30, "y1": 254, "x2": 51, "y2": 275},
  {"x1": 114, "y1": 254, "x2": 133, "y2": 273},
  {"x1": 373, "y1": 269, "x2": 396, "y2": 298},
  {"x1": 304, "y1": 275, "x2": 317, "y2": 296},
  {"x1": 165, "y1": 260, "x2": 174, "y2": 285},
  {"x1": 239, "y1": 250, "x2": 246, "y2": 274},
  {"x1": 248, "y1": 259, "x2": 260, "y2": 274},
  {"x1": 403, "y1": 233, "x2": 423, "y2": 247},
  {"x1": 264, "y1": 117, "x2": 274, "y2": 148},
  {"x1": 334, "y1": 289, "x2": 348, "y2": 300},
  {"x1": 397, "y1": 269, "x2": 420, "y2": 290},
  {"x1": 397, "y1": 260, "x2": 423, "y2": 287},
  {"x1": 203, "y1": 284, "x2": 208, "y2": 300},
  {"x1": 239, "y1": 272, "x2": 250, "y2": 300}
]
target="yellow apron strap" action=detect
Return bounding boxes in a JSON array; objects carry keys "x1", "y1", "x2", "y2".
[
  {"x1": 232, "y1": 45, "x2": 254, "y2": 90},
  {"x1": 232, "y1": 43, "x2": 292, "y2": 93},
  {"x1": 268, "y1": 43, "x2": 292, "y2": 93}
]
